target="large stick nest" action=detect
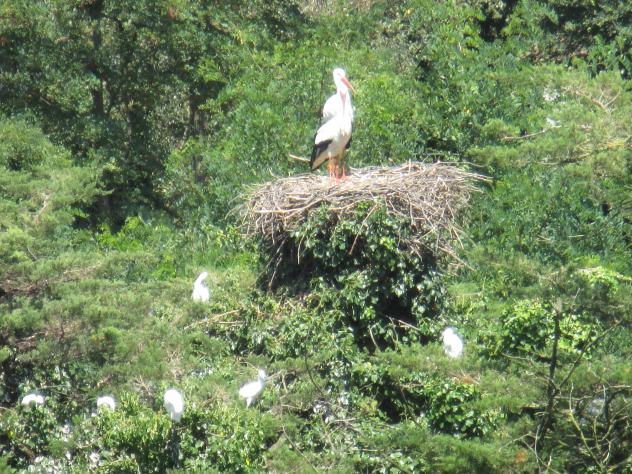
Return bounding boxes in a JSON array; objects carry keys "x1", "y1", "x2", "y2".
[{"x1": 240, "y1": 162, "x2": 485, "y2": 260}]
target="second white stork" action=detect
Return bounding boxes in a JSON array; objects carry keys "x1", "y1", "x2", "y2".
[{"x1": 310, "y1": 68, "x2": 355, "y2": 182}]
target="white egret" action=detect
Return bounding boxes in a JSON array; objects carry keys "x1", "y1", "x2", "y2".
[
  {"x1": 192, "y1": 271, "x2": 210, "y2": 302},
  {"x1": 542, "y1": 88, "x2": 559, "y2": 102},
  {"x1": 163, "y1": 388, "x2": 184, "y2": 422},
  {"x1": 442, "y1": 327, "x2": 464, "y2": 358},
  {"x1": 21, "y1": 393, "x2": 45, "y2": 406},
  {"x1": 89, "y1": 451, "x2": 100, "y2": 466},
  {"x1": 239, "y1": 369, "x2": 266, "y2": 408},
  {"x1": 310, "y1": 68, "x2": 355, "y2": 182},
  {"x1": 587, "y1": 397, "x2": 605, "y2": 417},
  {"x1": 96, "y1": 395, "x2": 116, "y2": 411},
  {"x1": 546, "y1": 117, "x2": 561, "y2": 128}
]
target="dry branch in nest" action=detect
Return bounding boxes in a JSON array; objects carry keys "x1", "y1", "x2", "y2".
[{"x1": 240, "y1": 162, "x2": 486, "y2": 261}]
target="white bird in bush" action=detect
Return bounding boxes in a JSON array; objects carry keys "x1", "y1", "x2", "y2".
[
  {"x1": 239, "y1": 369, "x2": 266, "y2": 408},
  {"x1": 163, "y1": 388, "x2": 184, "y2": 422},
  {"x1": 191, "y1": 271, "x2": 210, "y2": 302},
  {"x1": 89, "y1": 451, "x2": 100, "y2": 466},
  {"x1": 310, "y1": 68, "x2": 355, "y2": 182},
  {"x1": 587, "y1": 397, "x2": 605, "y2": 417},
  {"x1": 21, "y1": 393, "x2": 45, "y2": 406},
  {"x1": 96, "y1": 395, "x2": 116, "y2": 411},
  {"x1": 442, "y1": 327, "x2": 464, "y2": 358}
]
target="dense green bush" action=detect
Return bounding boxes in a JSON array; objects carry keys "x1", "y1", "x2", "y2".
[
  {"x1": 481, "y1": 299, "x2": 597, "y2": 359},
  {"x1": 538, "y1": 0, "x2": 632, "y2": 76},
  {"x1": 263, "y1": 204, "x2": 445, "y2": 349},
  {"x1": 0, "y1": 390, "x2": 274, "y2": 473}
]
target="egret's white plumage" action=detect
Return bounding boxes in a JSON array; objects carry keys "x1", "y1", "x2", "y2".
[
  {"x1": 21, "y1": 393, "x2": 45, "y2": 406},
  {"x1": 546, "y1": 117, "x2": 561, "y2": 128},
  {"x1": 163, "y1": 388, "x2": 184, "y2": 422},
  {"x1": 96, "y1": 395, "x2": 116, "y2": 411},
  {"x1": 442, "y1": 327, "x2": 464, "y2": 358},
  {"x1": 192, "y1": 271, "x2": 210, "y2": 302},
  {"x1": 587, "y1": 397, "x2": 605, "y2": 417},
  {"x1": 310, "y1": 68, "x2": 355, "y2": 181},
  {"x1": 239, "y1": 369, "x2": 266, "y2": 408},
  {"x1": 89, "y1": 452, "x2": 101, "y2": 466}
]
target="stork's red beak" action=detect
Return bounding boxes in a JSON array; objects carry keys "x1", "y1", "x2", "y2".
[{"x1": 342, "y1": 76, "x2": 356, "y2": 94}]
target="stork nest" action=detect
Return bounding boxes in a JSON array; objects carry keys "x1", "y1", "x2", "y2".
[{"x1": 240, "y1": 162, "x2": 486, "y2": 260}]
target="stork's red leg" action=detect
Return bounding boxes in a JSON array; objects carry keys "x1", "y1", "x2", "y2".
[{"x1": 341, "y1": 153, "x2": 348, "y2": 180}]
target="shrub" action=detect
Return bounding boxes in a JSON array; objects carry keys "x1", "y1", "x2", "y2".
[
  {"x1": 264, "y1": 204, "x2": 446, "y2": 350},
  {"x1": 482, "y1": 299, "x2": 597, "y2": 360},
  {"x1": 0, "y1": 402, "x2": 59, "y2": 469}
]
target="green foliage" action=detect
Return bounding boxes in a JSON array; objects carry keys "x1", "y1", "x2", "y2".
[
  {"x1": 267, "y1": 204, "x2": 445, "y2": 349},
  {"x1": 482, "y1": 299, "x2": 597, "y2": 359},
  {"x1": 0, "y1": 390, "x2": 272, "y2": 473},
  {"x1": 0, "y1": 117, "x2": 100, "y2": 250},
  {"x1": 0, "y1": 0, "x2": 302, "y2": 221},
  {"x1": 424, "y1": 378, "x2": 499, "y2": 438},
  {"x1": 94, "y1": 393, "x2": 174, "y2": 472},
  {"x1": 0, "y1": 402, "x2": 58, "y2": 469},
  {"x1": 1, "y1": 0, "x2": 631, "y2": 472},
  {"x1": 538, "y1": 0, "x2": 632, "y2": 76},
  {"x1": 384, "y1": 369, "x2": 500, "y2": 438}
]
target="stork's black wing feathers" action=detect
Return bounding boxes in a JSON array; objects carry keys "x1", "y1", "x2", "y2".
[
  {"x1": 310, "y1": 138, "x2": 333, "y2": 170},
  {"x1": 345, "y1": 135, "x2": 352, "y2": 150}
]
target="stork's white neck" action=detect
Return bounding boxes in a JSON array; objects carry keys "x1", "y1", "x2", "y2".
[{"x1": 338, "y1": 89, "x2": 353, "y2": 123}]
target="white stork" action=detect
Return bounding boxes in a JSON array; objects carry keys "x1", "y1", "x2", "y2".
[{"x1": 310, "y1": 68, "x2": 355, "y2": 182}]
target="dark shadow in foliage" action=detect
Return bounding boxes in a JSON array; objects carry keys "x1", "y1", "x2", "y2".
[
  {"x1": 349, "y1": 363, "x2": 500, "y2": 437},
  {"x1": 536, "y1": 0, "x2": 632, "y2": 76},
  {"x1": 477, "y1": 0, "x2": 520, "y2": 42}
]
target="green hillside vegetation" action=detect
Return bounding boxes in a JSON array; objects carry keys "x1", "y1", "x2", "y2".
[{"x1": 1, "y1": 0, "x2": 630, "y2": 472}]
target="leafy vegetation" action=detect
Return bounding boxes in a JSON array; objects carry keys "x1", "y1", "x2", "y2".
[{"x1": 1, "y1": 0, "x2": 631, "y2": 472}]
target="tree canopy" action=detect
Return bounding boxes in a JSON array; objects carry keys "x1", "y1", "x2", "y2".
[{"x1": 1, "y1": 1, "x2": 630, "y2": 472}]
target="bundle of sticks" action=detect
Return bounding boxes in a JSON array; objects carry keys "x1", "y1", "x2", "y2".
[{"x1": 240, "y1": 162, "x2": 485, "y2": 259}]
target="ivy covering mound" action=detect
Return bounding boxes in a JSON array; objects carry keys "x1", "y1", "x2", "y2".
[{"x1": 1, "y1": 0, "x2": 631, "y2": 473}]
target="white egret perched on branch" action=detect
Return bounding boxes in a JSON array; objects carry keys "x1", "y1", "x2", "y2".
[
  {"x1": 310, "y1": 68, "x2": 355, "y2": 182},
  {"x1": 239, "y1": 369, "x2": 266, "y2": 408},
  {"x1": 21, "y1": 393, "x2": 44, "y2": 406},
  {"x1": 442, "y1": 327, "x2": 464, "y2": 358},
  {"x1": 96, "y1": 395, "x2": 116, "y2": 411},
  {"x1": 163, "y1": 388, "x2": 184, "y2": 422},
  {"x1": 191, "y1": 271, "x2": 210, "y2": 302}
]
